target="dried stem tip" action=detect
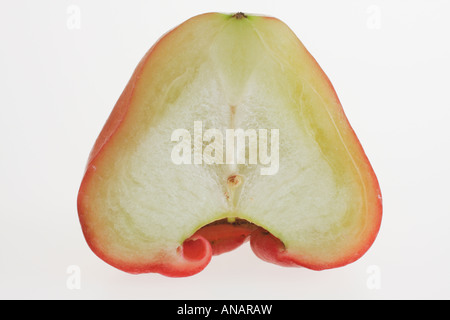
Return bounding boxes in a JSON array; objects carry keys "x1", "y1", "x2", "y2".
[{"x1": 232, "y1": 12, "x2": 247, "y2": 20}]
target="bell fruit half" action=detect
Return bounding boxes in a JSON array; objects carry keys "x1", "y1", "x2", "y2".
[{"x1": 77, "y1": 12, "x2": 382, "y2": 277}]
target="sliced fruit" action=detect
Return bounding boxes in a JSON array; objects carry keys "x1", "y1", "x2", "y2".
[{"x1": 77, "y1": 12, "x2": 382, "y2": 277}]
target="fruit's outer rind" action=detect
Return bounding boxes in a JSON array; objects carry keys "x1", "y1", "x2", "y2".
[{"x1": 194, "y1": 219, "x2": 257, "y2": 256}]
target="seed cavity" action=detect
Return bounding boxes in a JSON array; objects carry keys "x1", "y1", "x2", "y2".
[{"x1": 227, "y1": 174, "x2": 242, "y2": 188}]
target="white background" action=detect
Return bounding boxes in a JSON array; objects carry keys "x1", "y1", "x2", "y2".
[{"x1": 1, "y1": 0, "x2": 449, "y2": 300}]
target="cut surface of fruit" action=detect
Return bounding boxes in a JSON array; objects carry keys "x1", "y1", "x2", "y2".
[{"x1": 78, "y1": 12, "x2": 382, "y2": 276}]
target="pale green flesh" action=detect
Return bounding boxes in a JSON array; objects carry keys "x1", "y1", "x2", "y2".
[{"x1": 90, "y1": 14, "x2": 366, "y2": 262}]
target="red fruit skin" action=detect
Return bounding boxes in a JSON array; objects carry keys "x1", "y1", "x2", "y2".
[
  {"x1": 194, "y1": 221, "x2": 257, "y2": 256},
  {"x1": 250, "y1": 228, "x2": 299, "y2": 267},
  {"x1": 120, "y1": 235, "x2": 213, "y2": 277}
]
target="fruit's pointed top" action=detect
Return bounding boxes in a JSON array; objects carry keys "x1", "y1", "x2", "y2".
[{"x1": 232, "y1": 12, "x2": 247, "y2": 20}]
